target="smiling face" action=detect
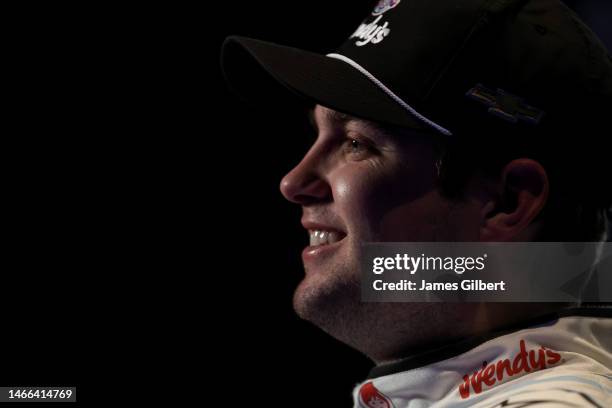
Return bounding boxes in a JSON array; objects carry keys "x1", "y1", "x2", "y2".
[{"x1": 280, "y1": 105, "x2": 487, "y2": 360}]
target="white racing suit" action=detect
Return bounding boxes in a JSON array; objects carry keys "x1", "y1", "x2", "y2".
[{"x1": 353, "y1": 308, "x2": 611, "y2": 407}]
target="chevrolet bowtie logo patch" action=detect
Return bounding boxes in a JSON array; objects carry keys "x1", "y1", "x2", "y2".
[{"x1": 466, "y1": 84, "x2": 545, "y2": 125}]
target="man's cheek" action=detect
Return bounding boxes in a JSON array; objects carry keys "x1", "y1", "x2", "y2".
[
  {"x1": 332, "y1": 174, "x2": 353, "y2": 201},
  {"x1": 332, "y1": 173, "x2": 382, "y2": 235},
  {"x1": 331, "y1": 165, "x2": 436, "y2": 236},
  {"x1": 378, "y1": 196, "x2": 444, "y2": 241}
]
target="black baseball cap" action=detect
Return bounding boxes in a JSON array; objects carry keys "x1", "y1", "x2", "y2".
[{"x1": 221, "y1": 0, "x2": 612, "y2": 137}]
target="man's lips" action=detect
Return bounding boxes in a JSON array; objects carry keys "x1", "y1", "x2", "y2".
[{"x1": 301, "y1": 220, "x2": 347, "y2": 264}]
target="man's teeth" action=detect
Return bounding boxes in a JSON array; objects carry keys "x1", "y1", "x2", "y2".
[{"x1": 309, "y1": 230, "x2": 343, "y2": 247}]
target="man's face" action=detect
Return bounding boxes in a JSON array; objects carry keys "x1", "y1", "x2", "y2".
[{"x1": 280, "y1": 105, "x2": 483, "y2": 359}]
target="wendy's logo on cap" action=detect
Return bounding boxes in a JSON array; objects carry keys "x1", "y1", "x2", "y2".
[
  {"x1": 350, "y1": 0, "x2": 400, "y2": 46},
  {"x1": 372, "y1": 0, "x2": 401, "y2": 16},
  {"x1": 358, "y1": 382, "x2": 395, "y2": 408},
  {"x1": 350, "y1": 15, "x2": 390, "y2": 46}
]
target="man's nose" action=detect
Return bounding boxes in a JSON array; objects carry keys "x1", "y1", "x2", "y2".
[{"x1": 280, "y1": 157, "x2": 331, "y2": 205}]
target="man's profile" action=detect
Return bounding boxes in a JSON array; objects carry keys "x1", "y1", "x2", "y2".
[{"x1": 222, "y1": 0, "x2": 611, "y2": 406}]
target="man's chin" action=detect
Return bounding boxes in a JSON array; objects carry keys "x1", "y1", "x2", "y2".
[
  {"x1": 292, "y1": 267, "x2": 360, "y2": 326},
  {"x1": 291, "y1": 270, "x2": 397, "y2": 360}
]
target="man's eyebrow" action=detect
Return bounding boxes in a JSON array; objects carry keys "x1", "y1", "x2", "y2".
[
  {"x1": 307, "y1": 107, "x2": 365, "y2": 132},
  {"x1": 306, "y1": 107, "x2": 427, "y2": 142}
]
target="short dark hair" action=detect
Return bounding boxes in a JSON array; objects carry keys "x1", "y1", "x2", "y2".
[{"x1": 433, "y1": 118, "x2": 611, "y2": 242}]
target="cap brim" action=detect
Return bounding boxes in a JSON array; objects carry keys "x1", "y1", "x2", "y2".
[{"x1": 221, "y1": 36, "x2": 429, "y2": 131}]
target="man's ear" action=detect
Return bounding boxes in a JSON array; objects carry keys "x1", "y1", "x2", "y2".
[{"x1": 480, "y1": 159, "x2": 549, "y2": 241}]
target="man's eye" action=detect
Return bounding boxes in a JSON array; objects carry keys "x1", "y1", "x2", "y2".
[
  {"x1": 349, "y1": 139, "x2": 364, "y2": 152},
  {"x1": 342, "y1": 137, "x2": 372, "y2": 158}
]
